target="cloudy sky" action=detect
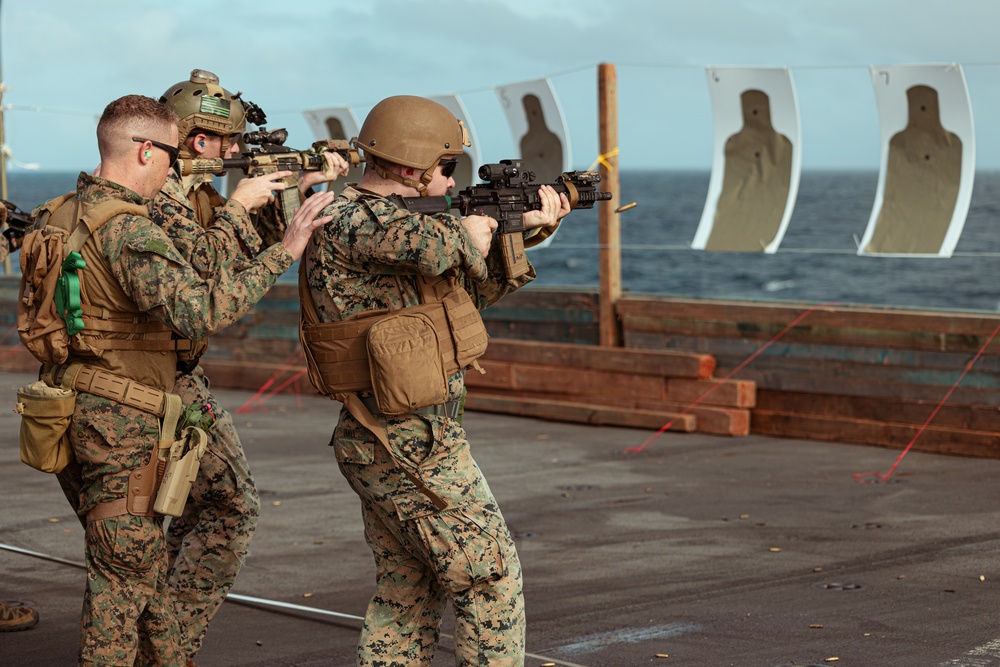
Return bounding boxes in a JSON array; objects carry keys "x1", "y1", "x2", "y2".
[{"x1": 3, "y1": 0, "x2": 1000, "y2": 172}]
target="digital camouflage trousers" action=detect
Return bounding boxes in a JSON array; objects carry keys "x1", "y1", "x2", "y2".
[
  {"x1": 335, "y1": 412, "x2": 525, "y2": 666},
  {"x1": 165, "y1": 367, "x2": 260, "y2": 657},
  {"x1": 60, "y1": 392, "x2": 184, "y2": 666},
  {"x1": 82, "y1": 515, "x2": 185, "y2": 667}
]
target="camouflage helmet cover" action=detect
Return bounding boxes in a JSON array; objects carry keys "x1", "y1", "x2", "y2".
[
  {"x1": 357, "y1": 95, "x2": 470, "y2": 173},
  {"x1": 159, "y1": 69, "x2": 248, "y2": 145}
]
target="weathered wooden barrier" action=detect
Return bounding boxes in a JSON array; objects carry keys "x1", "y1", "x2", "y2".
[{"x1": 1, "y1": 278, "x2": 996, "y2": 456}]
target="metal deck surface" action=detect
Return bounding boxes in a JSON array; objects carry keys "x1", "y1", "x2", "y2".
[{"x1": 1, "y1": 371, "x2": 998, "y2": 666}]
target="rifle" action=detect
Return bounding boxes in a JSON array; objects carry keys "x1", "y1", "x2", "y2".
[
  {"x1": 1, "y1": 199, "x2": 34, "y2": 243},
  {"x1": 390, "y1": 159, "x2": 612, "y2": 278},
  {"x1": 176, "y1": 128, "x2": 362, "y2": 224}
]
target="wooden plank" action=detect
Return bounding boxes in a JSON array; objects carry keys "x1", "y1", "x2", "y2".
[
  {"x1": 468, "y1": 360, "x2": 667, "y2": 401},
  {"x1": 484, "y1": 321, "x2": 600, "y2": 346},
  {"x1": 488, "y1": 287, "x2": 600, "y2": 312},
  {"x1": 751, "y1": 410, "x2": 1000, "y2": 459},
  {"x1": 756, "y1": 390, "x2": 1000, "y2": 433},
  {"x1": 626, "y1": 332, "x2": 1000, "y2": 373},
  {"x1": 735, "y1": 368, "x2": 1000, "y2": 406},
  {"x1": 597, "y1": 62, "x2": 622, "y2": 348},
  {"x1": 623, "y1": 315, "x2": 999, "y2": 356},
  {"x1": 463, "y1": 384, "x2": 749, "y2": 436},
  {"x1": 465, "y1": 391, "x2": 696, "y2": 432},
  {"x1": 476, "y1": 370, "x2": 754, "y2": 411},
  {"x1": 0, "y1": 346, "x2": 43, "y2": 373},
  {"x1": 630, "y1": 399, "x2": 749, "y2": 436},
  {"x1": 198, "y1": 358, "x2": 316, "y2": 396},
  {"x1": 664, "y1": 378, "x2": 756, "y2": 408},
  {"x1": 240, "y1": 311, "x2": 301, "y2": 328},
  {"x1": 480, "y1": 306, "x2": 595, "y2": 324},
  {"x1": 484, "y1": 339, "x2": 715, "y2": 379},
  {"x1": 469, "y1": 363, "x2": 754, "y2": 413},
  {"x1": 468, "y1": 359, "x2": 511, "y2": 388},
  {"x1": 712, "y1": 355, "x2": 1000, "y2": 391},
  {"x1": 616, "y1": 295, "x2": 1000, "y2": 336}
]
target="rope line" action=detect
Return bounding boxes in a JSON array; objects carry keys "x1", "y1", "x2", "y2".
[
  {"x1": 234, "y1": 348, "x2": 306, "y2": 414},
  {"x1": 588, "y1": 147, "x2": 619, "y2": 173},
  {"x1": 15, "y1": 59, "x2": 1000, "y2": 120}
]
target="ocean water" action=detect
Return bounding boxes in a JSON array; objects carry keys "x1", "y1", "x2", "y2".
[
  {"x1": 531, "y1": 170, "x2": 1000, "y2": 313},
  {"x1": 6, "y1": 170, "x2": 999, "y2": 313}
]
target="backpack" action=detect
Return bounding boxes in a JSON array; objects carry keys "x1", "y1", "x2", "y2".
[{"x1": 17, "y1": 193, "x2": 146, "y2": 365}]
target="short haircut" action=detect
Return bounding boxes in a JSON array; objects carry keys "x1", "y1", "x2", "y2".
[{"x1": 97, "y1": 94, "x2": 178, "y2": 161}]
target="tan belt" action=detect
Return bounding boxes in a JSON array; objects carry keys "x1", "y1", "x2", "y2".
[
  {"x1": 51, "y1": 363, "x2": 168, "y2": 417},
  {"x1": 48, "y1": 363, "x2": 182, "y2": 523}
]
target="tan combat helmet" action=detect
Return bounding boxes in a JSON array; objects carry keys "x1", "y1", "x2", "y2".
[
  {"x1": 356, "y1": 95, "x2": 470, "y2": 195},
  {"x1": 159, "y1": 69, "x2": 250, "y2": 157}
]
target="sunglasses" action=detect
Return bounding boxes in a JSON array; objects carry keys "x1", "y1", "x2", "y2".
[
  {"x1": 438, "y1": 158, "x2": 458, "y2": 178},
  {"x1": 133, "y1": 136, "x2": 179, "y2": 167}
]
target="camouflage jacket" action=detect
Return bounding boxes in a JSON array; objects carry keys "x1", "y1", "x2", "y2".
[
  {"x1": 65, "y1": 173, "x2": 293, "y2": 512},
  {"x1": 147, "y1": 171, "x2": 286, "y2": 362},
  {"x1": 302, "y1": 187, "x2": 535, "y2": 403},
  {"x1": 148, "y1": 170, "x2": 264, "y2": 276}
]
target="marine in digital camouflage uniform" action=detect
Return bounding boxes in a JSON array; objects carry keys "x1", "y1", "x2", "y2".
[
  {"x1": 149, "y1": 70, "x2": 348, "y2": 661},
  {"x1": 301, "y1": 95, "x2": 568, "y2": 666},
  {"x1": 37, "y1": 95, "x2": 335, "y2": 666}
]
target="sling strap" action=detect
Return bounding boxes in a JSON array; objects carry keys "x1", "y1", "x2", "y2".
[{"x1": 341, "y1": 393, "x2": 448, "y2": 511}]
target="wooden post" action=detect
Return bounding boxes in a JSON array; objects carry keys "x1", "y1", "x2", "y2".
[
  {"x1": 598, "y1": 63, "x2": 622, "y2": 347},
  {"x1": 0, "y1": 0, "x2": 11, "y2": 275}
]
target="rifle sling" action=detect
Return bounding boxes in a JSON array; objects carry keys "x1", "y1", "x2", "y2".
[{"x1": 340, "y1": 392, "x2": 448, "y2": 511}]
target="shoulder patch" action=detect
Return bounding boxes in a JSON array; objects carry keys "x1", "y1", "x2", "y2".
[{"x1": 143, "y1": 238, "x2": 173, "y2": 256}]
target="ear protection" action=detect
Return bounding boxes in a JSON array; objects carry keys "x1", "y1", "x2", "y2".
[
  {"x1": 144, "y1": 151, "x2": 152, "y2": 158},
  {"x1": 199, "y1": 141, "x2": 205, "y2": 147}
]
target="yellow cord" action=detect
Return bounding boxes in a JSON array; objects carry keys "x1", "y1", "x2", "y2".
[{"x1": 587, "y1": 147, "x2": 619, "y2": 172}]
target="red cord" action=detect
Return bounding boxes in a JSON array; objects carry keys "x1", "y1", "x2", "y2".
[
  {"x1": 235, "y1": 348, "x2": 305, "y2": 414},
  {"x1": 854, "y1": 321, "x2": 1000, "y2": 483}
]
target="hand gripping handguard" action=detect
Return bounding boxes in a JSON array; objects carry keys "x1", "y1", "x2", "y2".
[{"x1": 390, "y1": 160, "x2": 612, "y2": 279}]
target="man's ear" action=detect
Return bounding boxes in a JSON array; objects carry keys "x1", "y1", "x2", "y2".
[
  {"x1": 189, "y1": 133, "x2": 210, "y2": 156},
  {"x1": 137, "y1": 141, "x2": 153, "y2": 165}
]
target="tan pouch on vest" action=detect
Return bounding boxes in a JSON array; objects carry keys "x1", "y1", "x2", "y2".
[
  {"x1": 367, "y1": 307, "x2": 449, "y2": 415},
  {"x1": 153, "y1": 426, "x2": 209, "y2": 517},
  {"x1": 15, "y1": 364, "x2": 83, "y2": 473},
  {"x1": 18, "y1": 227, "x2": 75, "y2": 366}
]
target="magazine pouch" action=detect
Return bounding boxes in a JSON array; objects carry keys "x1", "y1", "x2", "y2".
[{"x1": 367, "y1": 307, "x2": 448, "y2": 415}]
